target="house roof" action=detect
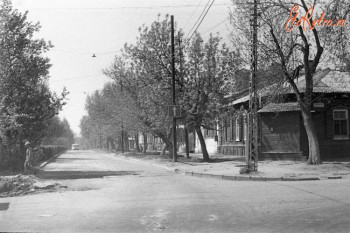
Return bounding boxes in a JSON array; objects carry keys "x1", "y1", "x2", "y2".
[
  {"x1": 313, "y1": 70, "x2": 350, "y2": 93},
  {"x1": 231, "y1": 69, "x2": 350, "y2": 106},
  {"x1": 257, "y1": 102, "x2": 300, "y2": 113}
]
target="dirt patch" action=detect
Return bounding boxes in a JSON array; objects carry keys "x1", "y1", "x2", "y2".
[{"x1": 0, "y1": 175, "x2": 67, "y2": 198}]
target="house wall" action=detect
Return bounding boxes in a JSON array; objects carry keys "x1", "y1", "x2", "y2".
[
  {"x1": 218, "y1": 112, "x2": 247, "y2": 156},
  {"x1": 260, "y1": 112, "x2": 301, "y2": 153},
  {"x1": 258, "y1": 111, "x2": 304, "y2": 160},
  {"x1": 300, "y1": 97, "x2": 350, "y2": 160},
  {"x1": 138, "y1": 133, "x2": 164, "y2": 151},
  {"x1": 255, "y1": 97, "x2": 350, "y2": 160}
]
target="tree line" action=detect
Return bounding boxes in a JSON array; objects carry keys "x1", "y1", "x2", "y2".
[
  {"x1": 82, "y1": 0, "x2": 349, "y2": 164},
  {"x1": 0, "y1": 0, "x2": 72, "y2": 170},
  {"x1": 81, "y1": 15, "x2": 243, "y2": 161}
]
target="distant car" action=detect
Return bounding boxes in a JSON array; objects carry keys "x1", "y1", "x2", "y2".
[{"x1": 72, "y1": 144, "x2": 80, "y2": 150}]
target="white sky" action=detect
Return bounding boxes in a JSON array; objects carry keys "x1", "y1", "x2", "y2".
[{"x1": 12, "y1": 0, "x2": 233, "y2": 135}]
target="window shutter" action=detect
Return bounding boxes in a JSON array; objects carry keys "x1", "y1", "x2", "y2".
[{"x1": 240, "y1": 116, "x2": 244, "y2": 140}]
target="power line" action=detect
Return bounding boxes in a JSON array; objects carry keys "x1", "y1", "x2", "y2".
[
  {"x1": 26, "y1": 3, "x2": 230, "y2": 10},
  {"x1": 183, "y1": 0, "x2": 205, "y2": 31},
  {"x1": 202, "y1": 16, "x2": 229, "y2": 35},
  {"x1": 185, "y1": 0, "x2": 211, "y2": 40},
  {"x1": 187, "y1": 0, "x2": 216, "y2": 41}
]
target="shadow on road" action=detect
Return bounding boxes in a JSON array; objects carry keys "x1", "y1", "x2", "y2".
[
  {"x1": 52, "y1": 158, "x2": 97, "y2": 162},
  {"x1": 0, "y1": 203, "x2": 10, "y2": 211},
  {"x1": 35, "y1": 170, "x2": 141, "y2": 180}
]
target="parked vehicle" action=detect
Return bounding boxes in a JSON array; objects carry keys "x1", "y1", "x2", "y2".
[{"x1": 72, "y1": 144, "x2": 80, "y2": 150}]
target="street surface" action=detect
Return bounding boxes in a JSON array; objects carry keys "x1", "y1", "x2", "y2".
[{"x1": 0, "y1": 150, "x2": 350, "y2": 233}]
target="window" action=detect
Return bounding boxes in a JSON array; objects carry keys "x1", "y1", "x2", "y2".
[
  {"x1": 231, "y1": 118, "x2": 235, "y2": 141},
  {"x1": 333, "y1": 109, "x2": 349, "y2": 139},
  {"x1": 224, "y1": 119, "x2": 228, "y2": 142},
  {"x1": 227, "y1": 118, "x2": 232, "y2": 141},
  {"x1": 243, "y1": 115, "x2": 247, "y2": 141},
  {"x1": 235, "y1": 118, "x2": 241, "y2": 141}
]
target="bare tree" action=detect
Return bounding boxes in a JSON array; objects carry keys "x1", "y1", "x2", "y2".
[{"x1": 230, "y1": 0, "x2": 350, "y2": 164}]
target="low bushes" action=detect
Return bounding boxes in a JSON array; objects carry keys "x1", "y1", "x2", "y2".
[
  {"x1": 0, "y1": 145, "x2": 67, "y2": 172},
  {"x1": 33, "y1": 145, "x2": 67, "y2": 165}
]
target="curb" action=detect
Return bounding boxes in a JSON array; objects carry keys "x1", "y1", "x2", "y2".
[
  {"x1": 38, "y1": 152, "x2": 65, "y2": 169},
  {"x1": 113, "y1": 154, "x2": 345, "y2": 182},
  {"x1": 184, "y1": 171, "x2": 343, "y2": 182}
]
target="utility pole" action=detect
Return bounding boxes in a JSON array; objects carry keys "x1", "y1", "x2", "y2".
[
  {"x1": 120, "y1": 80, "x2": 124, "y2": 154},
  {"x1": 171, "y1": 15, "x2": 177, "y2": 162},
  {"x1": 178, "y1": 32, "x2": 189, "y2": 159},
  {"x1": 247, "y1": 0, "x2": 259, "y2": 171}
]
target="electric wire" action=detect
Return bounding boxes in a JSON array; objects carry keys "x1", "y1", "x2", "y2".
[
  {"x1": 201, "y1": 16, "x2": 229, "y2": 35},
  {"x1": 183, "y1": 0, "x2": 205, "y2": 31},
  {"x1": 187, "y1": 0, "x2": 216, "y2": 41},
  {"x1": 26, "y1": 3, "x2": 230, "y2": 10},
  {"x1": 185, "y1": 0, "x2": 211, "y2": 40}
]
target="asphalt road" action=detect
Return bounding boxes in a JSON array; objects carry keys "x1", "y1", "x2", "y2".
[{"x1": 0, "y1": 150, "x2": 349, "y2": 233}]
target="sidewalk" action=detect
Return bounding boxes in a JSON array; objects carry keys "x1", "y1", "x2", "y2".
[{"x1": 119, "y1": 151, "x2": 350, "y2": 181}]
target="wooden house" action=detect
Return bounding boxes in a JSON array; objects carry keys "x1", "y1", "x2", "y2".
[{"x1": 219, "y1": 69, "x2": 350, "y2": 161}]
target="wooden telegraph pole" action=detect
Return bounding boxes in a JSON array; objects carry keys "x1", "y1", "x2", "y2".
[
  {"x1": 171, "y1": 15, "x2": 177, "y2": 162},
  {"x1": 120, "y1": 80, "x2": 124, "y2": 154},
  {"x1": 247, "y1": 0, "x2": 259, "y2": 171}
]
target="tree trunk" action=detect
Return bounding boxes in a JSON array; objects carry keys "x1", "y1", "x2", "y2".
[
  {"x1": 184, "y1": 126, "x2": 190, "y2": 159},
  {"x1": 160, "y1": 140, "x2": 173, "y2": 157},
  {"x1": 99, "y1": 135, "x2": 102, "y2": 149},
  {"x1": 107, "y1": 136, "x2": 116, "y2": 151},
  {"x1": 301, "y1": 109, "x2": 321, "y2": 164},
  {"x1": 160, "y1": 142, "x2": 173, "y2": 157},
  {"x1": 194, "y1": 125, "x2": 210, "y2": 162},
  {"x1": 143, "y1": 132, "x2": 147, "y2": 154},
  {"x1": 160, "y1": 143, "x2": 167, "y2": 157},
  {"x1": 135, "y1": 132, "x2": 140, "y2": 152},
  {"x1": 121, "y1": 130, "x2": 124, "y2": 153},
  {"x1": 124, "y1": 133, "x2": 129, "y2": 152},
  {"x1": 155, "y1": 130, "x2": 173, "y2": 158}
]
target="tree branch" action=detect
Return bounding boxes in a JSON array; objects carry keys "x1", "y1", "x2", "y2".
[{"x1": 270, "y1": 27, "x2": 302, "y2": 99}]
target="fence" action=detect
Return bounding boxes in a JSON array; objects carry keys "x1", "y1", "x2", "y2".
[{"x1": 0, "y1": 145, "x2": 67, "y2": 171}]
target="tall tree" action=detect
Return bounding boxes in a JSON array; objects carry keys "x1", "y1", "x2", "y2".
[
  {"x1": 0, "y1": 0, "x2": 67, "y2": 168},
  {"x1": 41, "y1": 116, "x2": 74, "y2": 147},
  {"x1": 82, "y1": 82, "x2": 145, "y2": 151},
  {"x1": 230, "y1": 0, "x2": 350, "y2": 164},
  {"x1": 104, "y1": 15, "x2": 183, "y2": 157},
  {"x1": 181, "y1": 33, "x2": 237, "y2": 161}
]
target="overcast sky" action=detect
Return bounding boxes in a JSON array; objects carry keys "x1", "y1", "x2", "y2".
[{"x1": 12, "y1": 0, "x2": 233, "y2": 135}]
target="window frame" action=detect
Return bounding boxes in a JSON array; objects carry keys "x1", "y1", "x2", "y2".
[
  {"x1": 235, "y1": 117, "x2": 241, "y2": 141},
  {"x1": 333, "y1": 109, "x2": 349, "y2": 140}
]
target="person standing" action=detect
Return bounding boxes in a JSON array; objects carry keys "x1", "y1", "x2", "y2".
[{"x1": 24, "y1": 141, "x2": 34, "y2": 174}]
